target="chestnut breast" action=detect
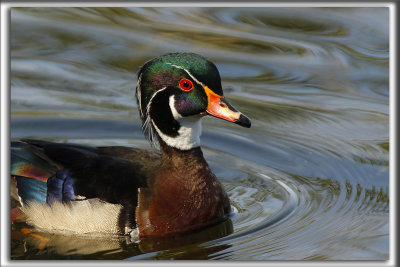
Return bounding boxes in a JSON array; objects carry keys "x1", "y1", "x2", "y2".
[{"x1": 136, "y1": 159, "x2": 231, "y2": 238}]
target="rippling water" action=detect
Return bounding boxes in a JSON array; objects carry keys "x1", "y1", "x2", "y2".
[{"x1": 10, "y1": 6, "x2": 389, "y2": 260}]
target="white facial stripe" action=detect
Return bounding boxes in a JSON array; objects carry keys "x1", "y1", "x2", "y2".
[
  {"x1": 146, "y1": 89, "x2": 202, "y2": 150},
  {"x1": 144, "y1": 87, "x2": 168, "y2": 143},
  {"x1": 165, "y1": 63, "x2": 206, "y2": 87},
  {"x1": 137, "y1": 72, "x2": 143, "y2": 118},
  {"x1": 169, "y1": 95, "x2": 182, "y2": 120},
  {"x1": 152, "y1": 95, "x2": 202, "y2": 150},
  {"x1": 152, "y1": 116, "x2": 202, "y2": 150}
]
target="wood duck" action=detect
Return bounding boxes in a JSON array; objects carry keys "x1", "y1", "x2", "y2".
[{"x1": 11, "y1": 52, "x2": 251, "y2": 239}]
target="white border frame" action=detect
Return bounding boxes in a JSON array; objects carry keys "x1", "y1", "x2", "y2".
[{"x1": 1, "y1": 1, "x2": 396, "y2": 267}]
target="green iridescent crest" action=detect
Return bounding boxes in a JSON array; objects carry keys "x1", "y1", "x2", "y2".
[{"x1": 135, "y1": 53, "x2": 223, "y2": 143}]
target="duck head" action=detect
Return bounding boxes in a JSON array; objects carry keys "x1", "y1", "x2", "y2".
[{"x1": 136, "y1": 53, "x2": 251, "y2": 150}]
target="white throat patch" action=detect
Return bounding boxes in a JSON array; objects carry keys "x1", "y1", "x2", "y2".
[{"x1": 152, "y1": 95, "x2": 203, "y2": 150}]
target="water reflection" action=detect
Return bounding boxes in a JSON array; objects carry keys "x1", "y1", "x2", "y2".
[
  {"x1": 10, "y1": 6, "x2": 389, "y2": 260},
  {"x1": 12, "y1": 219, "x2": 233, "y2": 259}
]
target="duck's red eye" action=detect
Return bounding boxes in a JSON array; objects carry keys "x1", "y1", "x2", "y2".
[{"x1": 179, "y1": 79, "x2": 194, "y2": 92}]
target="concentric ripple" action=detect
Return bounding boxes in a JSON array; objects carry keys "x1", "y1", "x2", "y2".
[
  {"x1": 10, "y1": 6, "x2": 389, "y2": 260},
  {"x1": 192, "y1": 129, "x2": 388, "y2": 260},
  {"x1": 11, "y1": 117, "x2": 388, "y2": 260}
]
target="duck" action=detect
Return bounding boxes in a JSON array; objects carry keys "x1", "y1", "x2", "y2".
[{"x1": 11, "y1": 52, "x2": 251, "y2": 240}]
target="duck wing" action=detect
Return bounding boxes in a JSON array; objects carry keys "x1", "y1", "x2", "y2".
[{"x1": 11, "y1": 139, "x2": 160, "y2": 207}]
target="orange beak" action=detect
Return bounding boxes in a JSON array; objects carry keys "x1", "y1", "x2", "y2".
[{"x1": 204, "y1": 86, "x2": 251, "y2": 128}]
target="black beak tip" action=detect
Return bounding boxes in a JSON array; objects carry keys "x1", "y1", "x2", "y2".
[{"x1": 235, "y1": 114, "x2": 251, "y2": 128}]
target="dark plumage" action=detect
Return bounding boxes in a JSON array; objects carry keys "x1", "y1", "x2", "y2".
[{"x1": 11, "y1": 52, "x2": 251, "y2": 238}]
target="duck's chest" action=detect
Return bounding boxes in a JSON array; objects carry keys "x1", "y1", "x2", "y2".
[{"x1": 136, "y1": 167, "x2": 231, "y2": 238}]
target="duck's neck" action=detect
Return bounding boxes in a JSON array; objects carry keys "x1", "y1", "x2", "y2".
[
  {"x1": 151, "y1": 114, "x2": 203, "y2": 151},
  {"x1": 136, "y1": 138, "x2": 231, "y2": 238},
  {"x1": 158, "y1": 138, "x2": 206, "y2": 168}
]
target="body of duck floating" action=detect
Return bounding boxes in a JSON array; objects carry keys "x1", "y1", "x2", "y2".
[{"x1": 11, "y1": 53, "x2": 251, "y2": 239}]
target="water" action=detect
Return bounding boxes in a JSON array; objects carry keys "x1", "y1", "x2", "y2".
[{"x1": 10, "y1": 7, "x2": 389, "y2": 260}]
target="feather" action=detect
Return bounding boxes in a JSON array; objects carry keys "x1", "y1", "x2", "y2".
[
  {"x1": 11, "y1": 141, "x2": 58, "y2": 181},
  {"x1": 11, "y1": 141, "x2": 59, "y2": 205},
  {"x1": 21, "y1": 199, "x2": 123, "y2": 235}
]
